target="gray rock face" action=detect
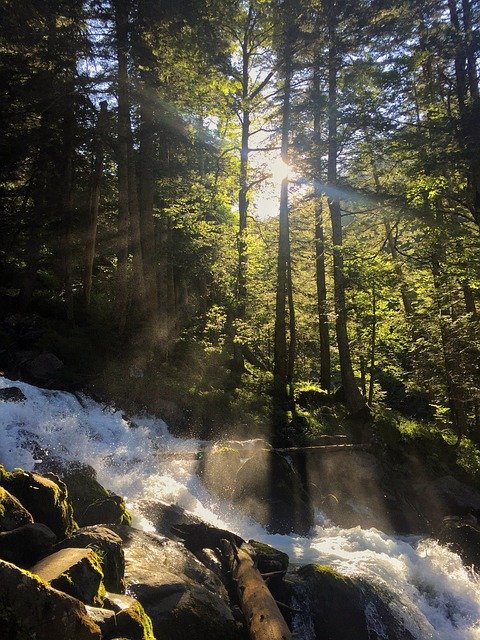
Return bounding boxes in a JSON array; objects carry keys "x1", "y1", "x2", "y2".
[
  {"x1": 0, "y1": 558, "x2": 101, "y2": 640},
  {"x1": 31, "y1": 547, "x2": 105, "y2": 606},
  {"x1": 54, "y1": 525, "x2": 125, "y2": 593},
  {"x1": 110, "y1": 525, "x2": 239, "y2": 640},
  {"x1": 0, "y1": 522, "x2": 56, "y2": 567}
]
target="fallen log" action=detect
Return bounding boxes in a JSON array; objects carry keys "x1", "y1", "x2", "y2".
[
  {"x1": 157, "y1": 442, "x2": 370, "y2": 461},
  {"x1": 221, "y1": 540, "x2": 292, "y2": 640}
]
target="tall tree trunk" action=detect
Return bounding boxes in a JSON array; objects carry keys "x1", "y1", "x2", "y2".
[
  {"x1": 83, "y1": 100, "x2": 108, "y2": 308},
  {"x1": 326, "y1": 3, "x2": 368, "y2": 418},
  {"x1": 312, "y1": 64, "x2": 331, "y2": 392},
  {"x1": 114, "y1": 0, "x2": 131, "y2": 332},
  {"x1": 273, "y1": 11, "x2": 294, "y2": 431}
]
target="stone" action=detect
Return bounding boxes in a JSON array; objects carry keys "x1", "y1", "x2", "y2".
[
  {"x1": 57, "y1": 462, "x2": 132, "y2": 527},
  {"x1": 412, "y1": 475, "x2": 480, "y2": 530},
  {"x1": 31, "y1": 547, "x2": 105, "y2": 606},
  {"x1": 104, "y1": 591, "x2": 140, "y2": 612},
  {"x1": 54, "y1": 525, "x2": 125, "y2": 593},
  {"x1": 110, "y1": 525, "x2": 239, "y2": 640},
  {"x1": 0, "y1": 558, "x2": 101, "y2": 640},
  {"x1": 0, "y1": 466, "x2": 76, "y2": 538},
  {"x1": 437, "y1": 516, "x2": 480, "y2": 567},
  {"x1": 86, "y1": 602, "x2": 155, "y2": 640},
  {"x1": 138, "y1": 500, "x2": 244, "y2": 553},
  {"x1": 0, "y1": 485, "x2": 34, "y2": 532},
  {"x1": 0, "y1": 522, "x2": 56, "y2": 567},
  {"x1": 0, "y1": 386, "x2": 26, "y2": 403},
  {"x1": 232, "y1": 450, "x2": 314, "y2": 535},
  {"x1": 291, "y1": 564, "x2": 415, "y2": 640},
  {"x1": 197, "y1": 445, "x2": 243, "y2": 500},
  {"x1": 23, "y1": 352, "x2": 64, "y2": 385}
]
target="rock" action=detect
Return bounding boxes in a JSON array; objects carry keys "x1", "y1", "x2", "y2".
[
  {"x1": 23, "y1": 352, "x2": 64, "y2": 385},
  {"x1": 138, "y1": 500, "x2": 244, "y2": 553},
  {"x1": 110, "y1": 525, "x2": 239, "y2": 640},
  {"x1": 437, "y1": 517, "x2": 480, "y2": 567},
  {"x1": 56, "y1": 462, "x2": 132, "y2": 527},
  {"x1": 0, "y1": 466, "x2": 76, "y2": 538},
  {"x1": 104, "y1": 591, "x2": 140, "y2": 612},
  {"x1": 54, "y1": 525, "x2": 125, "y2": 593},
  {"x1": 412, "y1": 476, "x2": 480, "y2": 530},
  {"x1": 86, "y1": 601, "x2": 155, "y2": 640},
  {"x1": 0, "y1": 522, "x2": 56, "y2": 567},
  {"x1": 232, "y1": 450, "x2": 314, "y2": 535},
  {"x1": 0, "y1": 485, "x2": 34, "y2": 531},
  {"x1": 0, "y1": 558, "x2": 101, "y2": 639},
  {"x1": 247, "y1": 540, "x2": 289, "y2": 574},
  {"x1": 290, "y1": 564, "x2": 415, "y2": 640},
  {"x1": 0, "y1": 386, "x2": 26, "y2": 403},
  {"x1": 31, "y1": 547, "x2": 105, "y2": 606},
  {"x1": 197, "y1": 445, "x2": 243, "y2": 500}
]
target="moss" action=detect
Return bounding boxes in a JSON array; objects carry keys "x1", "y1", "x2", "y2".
[
  {"x1": 116, "y1": 601, "x2": 155, "y2": 640},
  {"x1": 299, "y1": 563, "x2": 349, "y2": 582}
]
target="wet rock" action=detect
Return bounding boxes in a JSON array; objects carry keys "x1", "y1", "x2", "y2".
[
  {"x1": 232, "y1": 450, "x2": 314, "y2": 535},
  {"x1": 138, "y1": 500, "x2": 244, "y2": 553},
  {"x1": 247, "y1": 540, "x2": 289, "y2": 574},
  {"x1": 0, "y1": 386, "x2": 26, "y2": 403},
  {"x1": 0, "y1": 558, "x2": 101, "y2": 640},
  {"x1": 412, "y1": 475, "x2": 480, "y2": 530},
  {"x1": 54, "y1": 525, "x2": 125, "y2": 593},
  {"x1": 0, "y1": 522, "x2": 56, "y2": 567},
  {"x1": 31, "y1": 547, "x2": 105, "y2": 606},
  {"x1": 23, "y1": 352, "x2": 64, "y2": 385},
  {"x1": 110, "y1": 525, "x2": 239, "y2": 640},
  {"x1": 0, "y1": 466, "x2": 76, "y2": 538},
  {"x1": 104, "y1": 591, "x2": 140, "y2": 612},
  {"x1": 57, "y1": 462, "x2": 132, "y2": 527},
  {"x1": 86, "y1": 601, "x2": 155, "y2": 640},
  {"x1": 437, "y1": 516, "x2": 480, "y2": 567},
  {"x1": 290, "y1": 563, "x2": 415, "y2": 640},
  {"x1": 0, "y1": 485, "x2": 34, "y2": 531},
  {"x1": 197, "y1": 445, "x2": 243, "y2": 500}
]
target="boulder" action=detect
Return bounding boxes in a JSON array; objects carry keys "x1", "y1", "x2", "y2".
[
  {"x1": 412, "y1": 476, "x2": 480, "y2": 530},
  {"x1": 22, "y1": 352, "x2": 64, "y2": 385},
  {"x1": 232, "y1": 450, "x2": 314, "y2": 535},
  {"x1": 138, "y1": 500, "x2": 244, "y2": 553},
  {"x1": 247, "y1": 540, "x2": 289, "y2": 574},
  {"x1": 86, "y1": 601, "x2": 155, "y2": 640},
  {"x1": 56, "y1": 462, "x2": 132, "y2": 527},
  {"x1": 0, "y1": 558, "x2": 101, "y2": 640},
  {"x1": 110, "y1": 525, "x2": 239, "y2": 640},
  {"x1": 31, "y1": 547, "x2": 105, "y2": 606},
  {"x1": 0, "y1": 466, "x2": 76, "y2": 538},
  {"x1": 0, "y1": 386, "x2": 26, "y2": 403},
  {"x1": 290, "y1": 564, "x2": 415, "y2": 640},
  {"x1": 0, "y1": 485, "x2": 34, "y2": 531},
  {"x1": 437, "y1": 516, "x2": 480, "y2": 567},
  {"x1": 54, "y1": 525, "x2": 125, "y2": 593},
  {"x1": 0, "y1": 522, "x2": 56, "y2": 567},
  {"x1": 197, "y1": 445, "x2": 243, "y2": 500}
]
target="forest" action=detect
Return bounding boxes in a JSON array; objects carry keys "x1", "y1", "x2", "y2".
[{"x1": 1, "y1": 0, "x2": 480, "y2": 462}]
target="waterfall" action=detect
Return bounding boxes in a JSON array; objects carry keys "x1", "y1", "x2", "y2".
[{"x1": 1, "y1": 376, "x2": 479, "y2": 640}]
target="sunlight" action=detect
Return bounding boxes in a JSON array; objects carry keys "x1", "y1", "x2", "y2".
[{"x1": 270, "y1": 156, "x2": 290, "y2": 184}]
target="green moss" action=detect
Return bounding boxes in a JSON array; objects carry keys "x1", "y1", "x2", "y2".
[
  {"x1": 116, "y1": 601, "x2": 155, "y2": 640},
  {"x1": 299, "y1": 563, "x2": 349, "y2": 583}
]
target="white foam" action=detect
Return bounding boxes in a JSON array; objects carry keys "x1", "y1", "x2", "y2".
[{"x1": 1, "y1": 376, "x2": 479, "y2": 639}]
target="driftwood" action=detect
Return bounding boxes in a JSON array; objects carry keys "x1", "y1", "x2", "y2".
[{"x1": 221, "y1": 540, "x2": 293, "y2": 640}]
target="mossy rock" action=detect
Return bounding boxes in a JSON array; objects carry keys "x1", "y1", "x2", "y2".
[
  {"x1": 60, "y1": 463, "x2": 131, "y2": 527},
  {"x1": 0, "y1": 466, "x2": 76, "y2": 538},
  {"x1": 31, "y1": 547, "x2": 106, "y2": 607},
  {"x1": 0, "y1": 486, "x2": 34, "y2": 532},
  {"x1": 115, "y1": 601, "x2": 155, "y2": 640},
  {"x1": 296, "y1": 564, "x2": 415, "y2": 640},
  {"x1": 247, "y1": 540, "x2": 289, "y2": 573}
]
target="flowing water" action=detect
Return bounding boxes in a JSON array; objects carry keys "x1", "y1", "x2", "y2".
[{"x1": 1, "y1": 375, "x2": 479, "y2": 639}]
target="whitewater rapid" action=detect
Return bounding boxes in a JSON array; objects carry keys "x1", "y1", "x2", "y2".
[{"x1": 0, "y1": 376, "x2": 479, "y2": 639}]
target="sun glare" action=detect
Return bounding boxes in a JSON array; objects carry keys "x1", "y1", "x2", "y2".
[{"x1": 270, "y1": 157, "x2": 290, "y2": 184}]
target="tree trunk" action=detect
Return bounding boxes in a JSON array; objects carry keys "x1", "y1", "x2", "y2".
[
  {"x1": 83, "y1": 100, "x2": 108, "y2": 308},
  {"x1": 312, "y1": 63, "x2": 331, "y2": 392},
  {"x1": 273, "y1": 15, "x2": 294, "y2": 429},
  {"x1": 114, "y1": 0, "x2": 131, "y2": 332},
  {"x1": 221, "y1": 541, "x2": 292, "y2": 640},
  {"x1": 326, "y1": 3, "x2": 368, "y2": 418}
]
